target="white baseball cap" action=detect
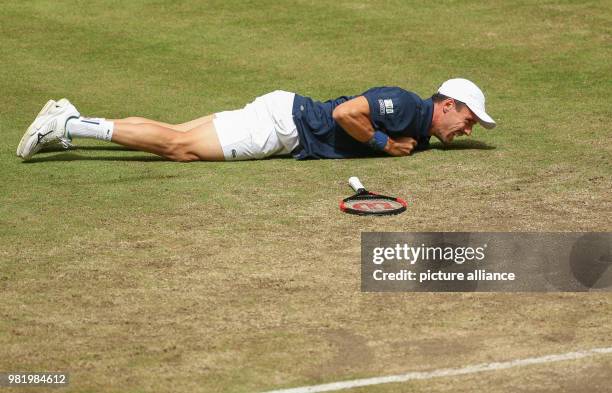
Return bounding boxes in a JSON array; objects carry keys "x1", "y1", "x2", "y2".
[{"x1": 437, "y1": 78, "x2": 496, "y2": 129}]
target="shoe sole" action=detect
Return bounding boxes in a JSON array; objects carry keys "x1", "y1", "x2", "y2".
[{"x1": 17, "y1": 100, "x2": 56, "y2": 157}]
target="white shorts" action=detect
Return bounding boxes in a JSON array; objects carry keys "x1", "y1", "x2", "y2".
[{"x1": 213, "y1": 90, "x2": 299, "y2": 160}]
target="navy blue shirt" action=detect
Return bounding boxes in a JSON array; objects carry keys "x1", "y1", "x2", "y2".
[{"x1": 291, "y1": 87, "x2": 433, "y2": 159}]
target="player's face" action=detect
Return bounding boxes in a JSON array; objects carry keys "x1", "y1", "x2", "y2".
[{"x1": 434, "y1": 102, "x2": 478, "y2": 144}]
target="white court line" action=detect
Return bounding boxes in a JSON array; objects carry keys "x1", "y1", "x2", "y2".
[{"x1": 261, "y1": 346, "x2": 612, "y2": 393}]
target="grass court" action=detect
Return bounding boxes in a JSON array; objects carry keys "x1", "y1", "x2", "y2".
[{"x1": 1, "y1": 1, "x2": 611, "y2": 392}]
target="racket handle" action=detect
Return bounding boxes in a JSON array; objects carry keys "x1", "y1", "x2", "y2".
[{"x1": 349, "y1": 177, "x2": 366, "y2": 193}]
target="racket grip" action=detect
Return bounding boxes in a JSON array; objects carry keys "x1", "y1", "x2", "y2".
[{"x1": 349, "y1": 177, "x2": 366, "y2": 193}]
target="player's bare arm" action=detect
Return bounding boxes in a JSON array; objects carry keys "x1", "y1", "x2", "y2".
[
  {"x1": 333, "y1": 96, "x2": 417, "y2": 157},
  {"x1": 332, "y1": 96, "x2": 375, "y2": 142}
]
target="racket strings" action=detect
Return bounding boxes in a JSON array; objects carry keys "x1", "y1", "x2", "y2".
[{"x1": 343, "y1": 198, "x2": 405, "y2": 212}]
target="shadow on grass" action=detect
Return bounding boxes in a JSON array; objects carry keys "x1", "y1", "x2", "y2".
[
  {"x1": 24, "y1": 140, "x2": 495, "y2": 163},
  {"x1": 24, "y1": 144, "x2": 161, "y2": 162},
  {"x1": 24, "y1": 152, "x2": 297, "y2": 163},
  {"x1": 24, "y1": 153, "x2": 166, "y2": 163},
  {"x1": 40, "y1": 145, "x2": 134, "y2": 152},
  {"x1": 70, "y1": 146, "x2": 135, "y2": 152},
  {"x1": 429, "y1": 140, "x2": 496, "y2": 151}
]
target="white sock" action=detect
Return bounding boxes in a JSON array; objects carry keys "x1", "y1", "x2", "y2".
[{"x1": 66, "y1": 117, "x2": 114, "y2": 141}]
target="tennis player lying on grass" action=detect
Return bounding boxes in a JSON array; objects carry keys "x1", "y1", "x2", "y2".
[{"x1": 17, "y1": 78, "x2": 496, "y2": 162}]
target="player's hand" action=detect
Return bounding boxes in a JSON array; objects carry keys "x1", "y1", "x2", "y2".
[{"x1": 384, "y1": 136, "x2": 417, "y2": 157}]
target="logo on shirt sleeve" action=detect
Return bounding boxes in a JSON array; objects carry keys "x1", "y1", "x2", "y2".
[{"x1": 378, "y1": 99, "x2": 394, "y2": 115}]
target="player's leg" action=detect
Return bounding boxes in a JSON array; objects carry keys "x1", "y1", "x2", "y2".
[
  {"x1": 111, "y1": 117, "x2": 179, "y2": 130},
  {"x1": 107, "y1": 115, "x2": 222, "y2": 160},
  {"x1": 176, "y1": 115, "x2": 215, "y2": 131},
  {"x1": 112, "y1": 114, "x2": 215, "y2": 132},
  {"x1": 17, "y1": 99, "x2": 223, "y2": 161},
  {"x1": 111, "y1": 120, "x2": 224, "y2": 161}
]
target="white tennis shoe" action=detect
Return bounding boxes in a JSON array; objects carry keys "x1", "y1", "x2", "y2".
[
  {"x1": 17, "y1": 99, "x2": 80, "y2": 160},
  {"x1": 16, "y1": 99, "x2": 55, "y2": 157}
]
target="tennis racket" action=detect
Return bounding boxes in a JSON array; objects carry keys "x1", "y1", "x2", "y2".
[{"x1": 340, "y1": 177, "x2": 407, "y2": 216}]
